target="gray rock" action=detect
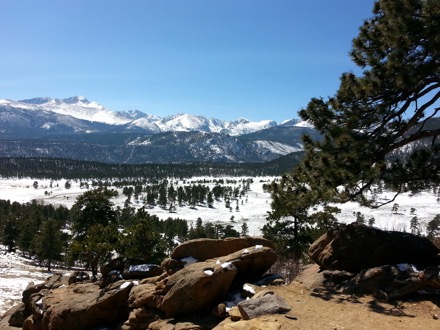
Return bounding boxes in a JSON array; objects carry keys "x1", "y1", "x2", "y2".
[{"x1": 237, "y1": 293, "x2": 291, "y2": 320}]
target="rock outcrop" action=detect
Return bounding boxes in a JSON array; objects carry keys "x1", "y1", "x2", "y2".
[
  {"x1": 1, "y1": 237, "x2": 282, "y2": 330},
  {"x1": 309, "y1": 222, "x2": 440, "y2": 273}
]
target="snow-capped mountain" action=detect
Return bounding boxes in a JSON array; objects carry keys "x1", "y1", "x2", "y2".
[
  {"x1": 18, "y1": 96, "x2": 142, "y2": 126},
  {"x1": 8, "y1": 96, "x2": 278, "y2": 136},
  {"x1": 0, "y1": 96, "x2": 319, "y2": 164}
]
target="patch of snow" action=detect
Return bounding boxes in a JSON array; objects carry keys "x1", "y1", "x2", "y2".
[
  {"x1": 120, "y1": 281, "x2": 132, "y2": 289},
  {"x1": 243, "y1": 284, "x2": 256, "y2": 294},
  {"x1": 204, "y1": 269, "x2": 214, "y2": 276},
  {"x1": 127, "y1": 264, "x2": 153, "y2": 272},
  {"x1": 294, "y1": 120, "x2": 314, "y2": 128},
  {"x1": 181, "y1": 256, "x2": 198, "y2": 266},
  {"x1": 0, "y1": 249, "x2": 48, "y2": 316},
  {"x1": 221, "y1": 262, "x2": 233, "y2": 269},
  {"x1": 255, "y1": 245, "x2": 263, "y2": 250},
  {"x1": 397, "y1": 264, "x2": 418, "y2": 273}
]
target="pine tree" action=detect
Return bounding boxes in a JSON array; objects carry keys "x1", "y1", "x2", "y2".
[
  {"x1": 262, "y1": 177, "x2": 316, "y2": 259},
  {"x1": 427, "y1": 214, "x2": 440, "y2": 240},
  {"x1": 34, "y1": 219, "x2": 63, "y2": 272},
  {"x1": 297, "y1": 0, "x2": 440, "y2": 207},
  {"x1": 69, "y1": 188, "x2": 119, "y2": 278},
  {"x1": 240, "y1": 222, "x2": 249, "y2": 236},
  {"x1": 410, "y1": 216, "x2": 420, "y2": 235},
  {"x1": 1, "y1": 216, "x2": 18, "y2": 253},
  {"x1": 207, "y1": 191, "x2": 214, "y2": 208},
  {"x1": 118, "y1": 208, "x2": 166, "y2": 263}
]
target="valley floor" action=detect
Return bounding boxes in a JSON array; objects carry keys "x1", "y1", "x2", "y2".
[{"x1": 0, "y1": 177, "x2": 439, "y2": 235}]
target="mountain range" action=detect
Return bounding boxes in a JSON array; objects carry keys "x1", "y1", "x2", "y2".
[{"x1": 0, "y1": 96, "x2": 320, "y2": 164}]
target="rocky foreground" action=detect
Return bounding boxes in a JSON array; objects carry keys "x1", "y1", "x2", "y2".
[
  {"x1": 1, "y1": 224, "x2": 440, "y2": 329},
  {"x1": 0, "y1": 237, "x2": 289, "y2": 329}
]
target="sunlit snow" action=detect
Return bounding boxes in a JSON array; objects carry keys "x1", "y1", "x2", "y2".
[{"x1": 0, "y1": 250, "x2": 47, "y2": 316}]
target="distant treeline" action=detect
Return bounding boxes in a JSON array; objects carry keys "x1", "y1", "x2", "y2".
[{"x1": 0, "y1": 154, "x2": 303, "y2": 180}]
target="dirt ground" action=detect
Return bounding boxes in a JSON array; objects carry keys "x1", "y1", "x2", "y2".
[
  {"x1": 253, "y1": 264, "x2": 440, "y2": 330},
  {"x1": 266, "y1": 281, "x2": 439, "y2": 330}
]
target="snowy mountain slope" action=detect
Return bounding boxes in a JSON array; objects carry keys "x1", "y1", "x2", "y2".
[
  {"x1": 19, "y1": 96, "x2": 136, "y2": 125},
  {"x1": 251, "y1": 140, "x2": 302, "y2": 155},
  {"x1": 222, "y1": 118, "x2": 278, "y2": 136}
]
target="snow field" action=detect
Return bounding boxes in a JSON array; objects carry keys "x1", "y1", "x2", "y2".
[
  {"x1": 0, "y1": 177, "x2": 439, "y2": 235},
  {"x1": 0, "y1": 251, "x2": 47, "y2": 316}
]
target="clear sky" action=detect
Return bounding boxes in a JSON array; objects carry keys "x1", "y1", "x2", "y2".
[{"x1": 0, "y1": 0, "x2": 376, "y2": 122}]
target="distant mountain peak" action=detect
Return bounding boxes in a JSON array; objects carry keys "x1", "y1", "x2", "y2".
[
  {"x1": 62, "y1": 96, "x2": 89, "y2": 104},
  {"x1": 19, "y1": 97, "x2": 57, "y2": 105},
  {"x1": 234, "y1": 117, "x2": 250, "y2": 124}
]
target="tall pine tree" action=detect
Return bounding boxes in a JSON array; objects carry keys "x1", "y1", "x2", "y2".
[
  {"x1": 266, "y1": 0, "x2": 440, "y2": 258},
  {"x1": 297, "y1": 0, "x2": 440, "y2": 207}
]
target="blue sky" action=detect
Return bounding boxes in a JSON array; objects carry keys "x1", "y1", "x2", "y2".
[{"x1": 0, "y1": 0, "x2": 375, "y2": 122}]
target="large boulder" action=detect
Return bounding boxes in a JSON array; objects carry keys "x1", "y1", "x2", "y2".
[
  {"x1": 214, "y1": 245, "x2": 278, "y2": 283},
  {"x1": 0, "y1": 303, "x2": 26, "y2": 329},
  {"x1": 309, "y1": 223, "x2": 440, "y2": 273},
  {"x1": 156, "y1": 259, "x2": 238, "y2": 318},
  {"x1": 39, "y1": 280, "x2": 133, "y2": 330},
  {"x1": 127, "y1": 283, "x2": 157, "y2": 309},
  {"x1": 171, "y1": 237, "x2": 275, "y2": 261}
]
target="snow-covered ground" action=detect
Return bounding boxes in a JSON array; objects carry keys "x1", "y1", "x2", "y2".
[
  {"x1": 1, "y1": 176, "x2": 440, "y2": 317},
  {"x1": 0, "y1": 177, "x2": 439, "y2": 235},
  {"x1": 0, "y1": 250, "x2": 49, "y2": 317}
]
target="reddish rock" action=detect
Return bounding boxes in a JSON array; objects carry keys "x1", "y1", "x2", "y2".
[
  {"x1": 127, "y1": 283, "x2": 157, "y2": 309},
  {"x1": 309, "y1": 223, "x2": 440, "y2": 273},
  {"x1": 217, "y1": 246, "x2": 278, "y2": 282},
  {"x1": 41, "y1": 280, "x2": 133, "y2": 330},
  {"x1": 171, "y1": 237, "x2": 275, "y2": 261},
  {"x1": 158, "y1": 260, "x2": 238, "y2": 318}
]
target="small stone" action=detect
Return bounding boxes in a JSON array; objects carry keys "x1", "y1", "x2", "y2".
[{"x1": 212, "y1": 303, "x2": 227, "y2": 319}]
